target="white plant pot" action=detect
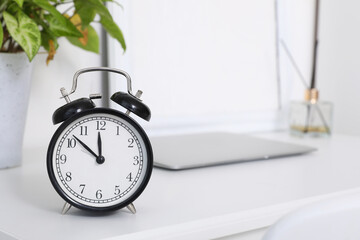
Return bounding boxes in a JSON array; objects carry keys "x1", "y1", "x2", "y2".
[{"x1": 0, "y1": 52, "x2": 33, "y2": 169}]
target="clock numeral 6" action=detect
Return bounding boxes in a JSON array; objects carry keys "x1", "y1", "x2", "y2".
[{"x1": 96, "y1": 189, "x2": 103, "y2": 199}]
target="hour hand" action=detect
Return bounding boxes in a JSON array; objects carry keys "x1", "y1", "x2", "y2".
[{"x1": 72, "y1": 135, "x2": 98, "y2": 159}]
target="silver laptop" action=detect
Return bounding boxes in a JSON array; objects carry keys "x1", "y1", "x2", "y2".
[{"x1": 151, "y1": 132, "x2": 316, "y2": 170}]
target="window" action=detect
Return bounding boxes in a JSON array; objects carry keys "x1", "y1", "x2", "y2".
[{"x1": 108, "y1": 0, "x2": 286, "y2": 134}]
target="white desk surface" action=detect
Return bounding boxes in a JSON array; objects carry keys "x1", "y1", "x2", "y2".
[{"x1": 1, "y1": 131, "x2": 360, "y2": 240}]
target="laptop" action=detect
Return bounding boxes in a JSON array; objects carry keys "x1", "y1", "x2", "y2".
[{"x1": 151, "y1": 132, "x2": 316, "y2": 170}]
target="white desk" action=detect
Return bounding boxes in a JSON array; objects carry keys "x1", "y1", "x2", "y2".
[{"x1": 1, "y1": 132, "x2": 360, "y2": 240}]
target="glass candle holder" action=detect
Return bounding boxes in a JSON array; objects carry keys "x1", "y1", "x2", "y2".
[{"x1": 289, "y1": 89, "x2": 333, "y2": 137}]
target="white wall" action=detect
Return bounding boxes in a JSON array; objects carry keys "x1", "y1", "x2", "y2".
[
  {"x1": 317, "y1": 0, "x2": 360, "y2": 136},
  {"x1": 108, "y1": 0, "x2": 284, "y2": 135}
]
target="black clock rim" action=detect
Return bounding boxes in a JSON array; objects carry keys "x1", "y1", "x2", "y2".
[{"x1": 46, "y1": 108, "x2": 153, "y2": 212}]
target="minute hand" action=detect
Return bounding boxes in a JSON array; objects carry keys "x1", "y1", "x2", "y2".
[{"x1": 72, "y1": 135, "x2": 98, "y2": 159}]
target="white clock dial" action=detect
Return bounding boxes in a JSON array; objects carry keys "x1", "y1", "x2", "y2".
[{"x1": 49, "y1": 111, "x2": 151, "y2": 209}]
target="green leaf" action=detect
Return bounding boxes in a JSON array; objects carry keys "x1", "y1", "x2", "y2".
[
  {"x1": 43, "y1": 14, "x2": 82, "y2": 38},
  {"x1": 0, "y1": 0, "x2": 10, "y2": 11},
  {"x1": 74, "y1": 0, "x2": 125, "y2": 51},
  {"x1": 74, "y1": 0, "x2": 112, "y2": 19},
  {"x1": 12, "y1": 0, "x2": 24, "y2": 7},
  {"x1": 0, "y1": 25, "x2": 3, "y2": 48},
  {"x1": 32, "y1": 0, "x2": 64, "y2": 18},
  {"x1": 3, "y1": 11, "x2": 41, "y2": 61},
  {"x1": 41, "y1": 30, "x2": 59, "y2": 51},
  {"x1": 102, "y1": 0, "x2": 123, "y2": 9},
  {"x1": 33, "y1": 0, "x2": 82, "y2": 37},
  {"x1": 66, "y1": 25, "x2": 99, "y2": 53},
  {"x1": 76, "y1": 8, "x2": 96, "y2": 28},
  {"x1": 4, "y1": 1, "x2": 20, "y2": 15},
  {"x1": 74, "y1": 0, "x2": 96, "y2": 27},
  {"x1": 100, "y1": 16, "x2": 126, "y2": 51}
]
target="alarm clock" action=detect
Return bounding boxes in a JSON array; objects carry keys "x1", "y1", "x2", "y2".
[{"x1": 46, "y1": 67, "x2": 153, "y2": 215}]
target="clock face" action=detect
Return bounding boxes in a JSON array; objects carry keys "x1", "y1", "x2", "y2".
[{"x1": 47, "y1": 108, "x2": 153, "y2": 211}]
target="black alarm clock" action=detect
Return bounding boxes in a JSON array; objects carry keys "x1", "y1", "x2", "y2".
[{"x1": 47, "y1": 67, "x2": 153, "y2": 214}]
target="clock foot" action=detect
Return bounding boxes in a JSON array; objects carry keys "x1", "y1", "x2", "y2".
[
  {"x1": 61, "y1": 202, "x2": 72, "y2": 215},
  {"x1": 126, "y1": 203, "x2": 136, "y2": 214}
]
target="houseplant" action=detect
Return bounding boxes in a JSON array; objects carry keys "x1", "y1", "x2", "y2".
[
  {"x1": 0, "y1": 0, "x2": 126, "y2": 168},
  {"x1": 0, "y1": 0, "x2": 126, "y2": 63}
]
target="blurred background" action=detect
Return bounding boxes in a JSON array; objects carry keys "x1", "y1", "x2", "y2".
[{"x1": 24, "y1": 0, "x2": 360, "y2": 148}]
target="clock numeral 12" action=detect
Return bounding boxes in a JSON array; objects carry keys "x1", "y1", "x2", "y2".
[{"x1": 96, "y1": 121, "x2": 106, "y2": 130}]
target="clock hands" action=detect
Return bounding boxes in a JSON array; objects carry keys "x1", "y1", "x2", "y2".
[
  {"x1": 72, "y1": 134, "x2": 105, "y2": 164},
  {"x1": 97, "y1": 132, "x2": 105, "y2": 164},
  {"x1": 72, "y1": 135, "x2": 98, "y2": 158}
]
